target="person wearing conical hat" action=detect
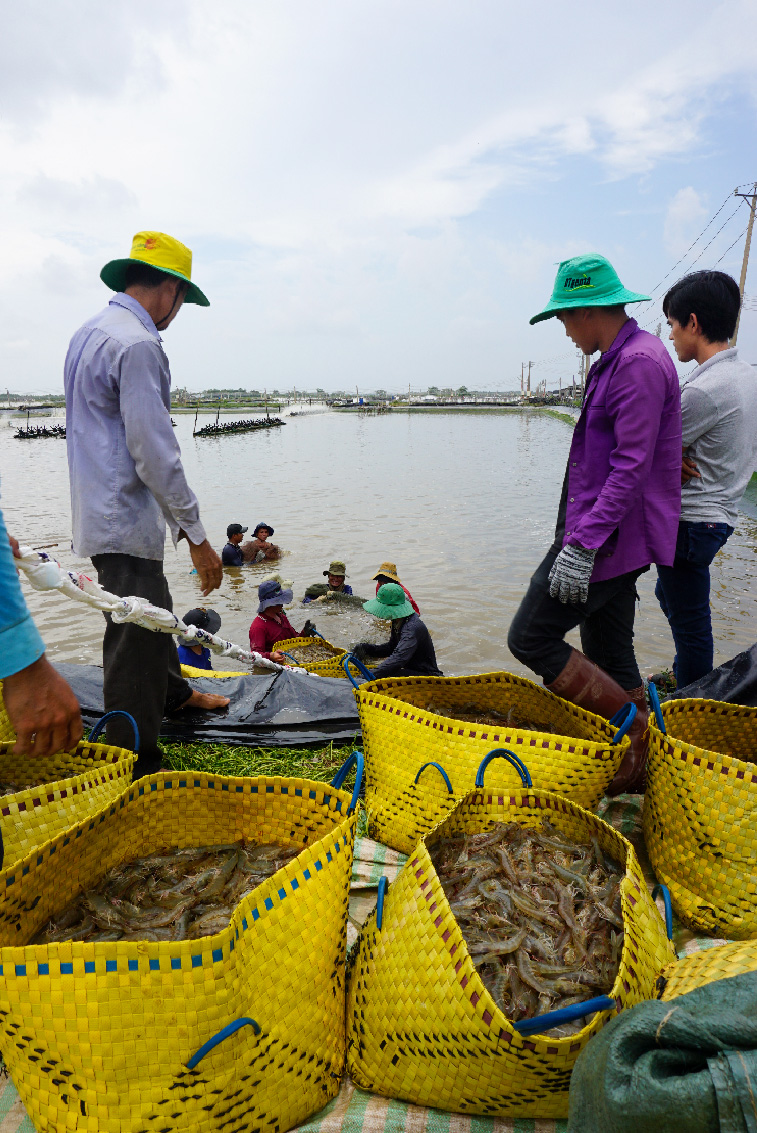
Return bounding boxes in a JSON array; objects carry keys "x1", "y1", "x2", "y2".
[
  {"x1": 356, "y1": 584, "x2": 441, "y2": 679},
  {"x1": 64, "y1": 231, "x2": 229, "y2": 778},
  {"x1": 507, "y1": 254, "x2": 682, "y2": 796},
  {"x1": 371, "y1": 561, "x2": 420, "y2": 615}
]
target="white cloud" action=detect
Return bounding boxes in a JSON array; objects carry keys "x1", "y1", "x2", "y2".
[
  {"x1": 664, "y1": 187, "x2": 709, "y2": 257},
  {"x1": 0, "y1": 0, "x2": 756, "y2": 391}
]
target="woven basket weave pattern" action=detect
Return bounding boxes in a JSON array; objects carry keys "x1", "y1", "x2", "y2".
[
  {"x1": 0, "y1": 685, "x2": 136, "y2": 868},
  {"x1": 0, "y1": 772, "x2": 356, "y2": 1132},
  {"x1": 643, "y1": 698, "x2": 757, "y2": 939},
  {"x1": 657, "y1": 940, "x2": 757, "y2": 1001},
  {"x1": 357, "y1": 672, "x2": 629, "y2": 854},
  {"x1": 277, "y1": 636, "x2": 348, "y2": 677},
  {"x1": 347, "y1": 789, "x2": 674, "y2": 1119}
]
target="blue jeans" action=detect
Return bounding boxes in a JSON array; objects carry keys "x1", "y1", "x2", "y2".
[{"x1": 655, "y1": 520, "x2": 733, "y2": 690}]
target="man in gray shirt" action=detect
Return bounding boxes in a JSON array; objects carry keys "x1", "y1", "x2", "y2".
[
  {"x1": 64, "y1": 231, "x2": 228, "y2": 776},
  {"x1": 655, "y1": 270, "x2": 757, "y2": 690}
]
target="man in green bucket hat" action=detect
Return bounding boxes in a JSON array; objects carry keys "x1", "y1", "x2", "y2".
[
  {"x1": 356, "y1": 583, "x2": 442, "y2": 678},
  {"x1": 508, "y1": 254, "x2": 682, "y2": 795},
  {"x1": 63, "y1": 231, "x2": 228, "y2": 778}
]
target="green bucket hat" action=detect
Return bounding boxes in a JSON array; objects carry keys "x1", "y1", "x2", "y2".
[
  {"x1": 363, "y1": 583, "x2": 414, "y2": 620},
  {"x1": 100, "y1": 230, "x2": 209, "y2": 307},
  {"x1": 324, "y1": 560, "x2": 348, "y2": 578},
  {"x1": 530, "y1": 254, "x2": 649, "y2": 325}
]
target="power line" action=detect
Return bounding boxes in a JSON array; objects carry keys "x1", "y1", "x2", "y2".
[
  {"x1": 635, "y1": 190, "x2": 737, "y2": 312},
  {"x1": 713, "y1": 226, "x2": 749, "y2": 267}
]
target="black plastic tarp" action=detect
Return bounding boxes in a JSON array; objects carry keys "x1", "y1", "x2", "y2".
[
  {"x1": 672, "y1": 642, "x2": 757, "y2": 707},
  {"x1": 54, "y1": 663, "x2": 361, "y2": 747}
]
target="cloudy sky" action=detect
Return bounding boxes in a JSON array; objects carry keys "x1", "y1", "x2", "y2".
[{"x1": 1, "y1": 0, "x2": 757, "y2": 394}]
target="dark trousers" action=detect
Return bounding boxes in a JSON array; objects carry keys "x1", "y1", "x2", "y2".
[
  {"x1": 91, "y1": 554, "x2": 192, "y2": 778},
  {"x1": 508, "y1": 548, "x2": 645, "y2": 689},
  {"x1": 654, "y1": 520, "x2": 733, "y2": 690}
]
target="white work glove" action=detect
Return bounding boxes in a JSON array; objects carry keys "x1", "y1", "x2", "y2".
[{"x1": 548, "y1": 544, "x2": 597, "y2": 605}]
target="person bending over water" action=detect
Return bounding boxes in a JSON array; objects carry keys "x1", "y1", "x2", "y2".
[
  {"x1": 177, "y1": 608, "x2": 222, "y2": 671},
  {"x1": 371, "y1": 561, "x2": 419, "y2": 614},
  {"x1": 249, "y1": 580, "x2": 314, "y2": 663},
  {"x1": 356, "y1": 584, "x2": 441, "y2": 678}
]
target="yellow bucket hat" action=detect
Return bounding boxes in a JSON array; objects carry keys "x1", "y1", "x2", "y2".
[{"x1": 100, "y1": 230, "x2": 209, "y2": 306}]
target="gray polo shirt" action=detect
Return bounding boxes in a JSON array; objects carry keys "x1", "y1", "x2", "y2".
[
  {"x1": 64, "y1": 294, "x2": 206, "y2": 560},
  {"x1": 680, "y1": 348, "x2": 757, "y2": 526}
]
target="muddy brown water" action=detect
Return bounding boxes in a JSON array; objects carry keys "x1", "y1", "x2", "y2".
[{"x1": 1, "y1": 407, "x2": 756, "y2": 679}]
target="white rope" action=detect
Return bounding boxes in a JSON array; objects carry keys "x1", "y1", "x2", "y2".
[{"x1": 15, "y1": 547, "x2": 311, "y2": 676}]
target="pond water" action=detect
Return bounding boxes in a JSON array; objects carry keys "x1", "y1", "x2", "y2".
[{"x1": 1, "y1": 407, "x2": 756, "y2": 680}]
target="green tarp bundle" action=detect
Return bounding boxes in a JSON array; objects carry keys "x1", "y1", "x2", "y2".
[{"x1": 568, "y1": 972, "x2": 757, "y2": 1133}]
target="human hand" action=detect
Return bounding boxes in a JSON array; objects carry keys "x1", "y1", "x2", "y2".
[
  {"x1": 3, "y1": 655, "x2": 83, "y2": 758},
  {"x1": 188, "y1": 539, "x2": 223, "y2": 596},
  {"x1": 270, "y1": 651, "x2": 286, "y2": 664},
  {"x1": 681, "y1": 451, "x2": 700, "y2": 485},
  {"x1": 548, "y1": 544, "x2": 597, "y2": 605},
  {"x1": 8, "y1": 534, "x2": 20, "y2": 558}
]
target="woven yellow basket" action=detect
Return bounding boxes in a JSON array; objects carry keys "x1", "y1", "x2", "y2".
[
  {"x1": 0, "y1": 752, "x2": 362, "y2": 1133},
  {"x1": 643, "y1": 692, "x2": 757, "y2": 940},
  {"x1": 656, "y1": 941, "x2": 757, "y2": 1001},
  {"x1": 356, "y1": 671, "x2": 631, "y2": 854},
  {"x1": 0, "y1": 693, "x2": 137, "y2": 870},
  {"x1": 277, "y1": 635, "x2": 348, "y2": 677},
  {"x1": 346, "y1": 773, "x2": 673, "y2": 1119}
]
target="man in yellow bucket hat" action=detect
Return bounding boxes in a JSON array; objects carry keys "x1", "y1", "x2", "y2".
[{"x1": 63, "y1": 231, "x2": 228, "y2": 777}]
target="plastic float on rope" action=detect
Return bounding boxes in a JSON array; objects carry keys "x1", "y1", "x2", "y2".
[{"x1": 14, "y1": 546, "x2": 314, "y2": 677}]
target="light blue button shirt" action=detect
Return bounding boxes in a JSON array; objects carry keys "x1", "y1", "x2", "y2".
[
  {"x1": 64, "y1": 294, "x2": 206, "y2": 560},
  {"x1": 0, "y1": 490, "x2": 45, "y2": 680}
]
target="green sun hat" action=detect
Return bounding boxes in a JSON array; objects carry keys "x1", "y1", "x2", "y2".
[
  {"x1": 100, "y1": 230, "x2": 209, "y2": 306},
  {"x1": 363, "y1": 583, "x2": 414, "y2": 620},
  {"x1": 529, "y1": 254, "x2": 649, "y2": 325}
]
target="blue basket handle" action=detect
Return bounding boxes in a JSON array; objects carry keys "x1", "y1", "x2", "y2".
[
  {"x1": 310, "y1": 628, "x2": 327, "y2": 641},
  {"x1": 514, "y1": 995, "x2": 615, "y2": 1037},
  {"x1": 648, "y1": 681, "x2": 666, "y2": 734},
  {"x1": 414, "y1": 762, "x2": 453, "y2": 794},
  {"x1": 280, "y1": 651, "x2": 299, "y2": 664},
  {"x1": 652, "y1": 883, "x2": 674, "y2": 941},
  {"x1": 88, "y1": 710, "x2": 140, "y2": 754},
  {"x1": 475, "y1": 748, "x2": 532, "y2": 789},
  {"x1": 608, "y1": 701, "x2": 637, "y2": 744},
  {"x1": 376, "y1": 876, "x2": 387, "y2": 930},
  {"x1": 330, "y1": 750, "x2": 364, "y2": 813},
  {"x1": 341, "y1": 652, "x2": 374, "y2": 689},
  {"x1": 186, "y1": 1017, "x2": 261, "y2": 1069}
]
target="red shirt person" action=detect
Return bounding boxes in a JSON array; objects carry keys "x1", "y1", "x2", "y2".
[
  {"x1": 371, "y1": 561, "x2": 419, "y2": 615},
  {"x1": 248, "y1": 579, "x2": 298, "y2": 662}
]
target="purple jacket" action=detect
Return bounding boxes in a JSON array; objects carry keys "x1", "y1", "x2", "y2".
[{"x1": 563, "y1": 319, "x2": 682, "y2": 583}]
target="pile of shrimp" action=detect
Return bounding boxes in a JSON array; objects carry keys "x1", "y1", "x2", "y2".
[
  {"x1": 430, "y1": 819, "x2": 624, "y2": 1035},
  {"x1": 32, "y1": 841, "x2": 300, "y2": 944}
]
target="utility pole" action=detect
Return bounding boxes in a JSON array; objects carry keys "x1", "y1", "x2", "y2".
[
  {"x1": 731, "y1": 182, "x2": 757, "y2": 346},
  {"x1": 527, "y1": 361, "x2": 532, "y2": 394}
]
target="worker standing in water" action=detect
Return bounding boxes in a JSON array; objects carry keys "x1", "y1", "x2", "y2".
[{"x1": 508, "y1": 254, "x2": 681, "y2": 795}]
